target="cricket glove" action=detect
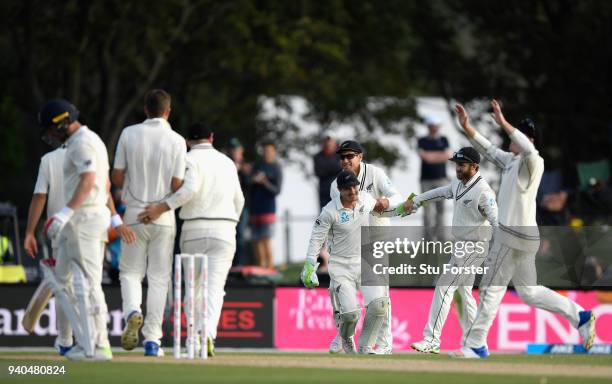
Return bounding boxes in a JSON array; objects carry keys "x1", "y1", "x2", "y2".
[
  {"x1": 395, "y1": 193, "x2": 418, "y2": 217},
  {"x1": 300, "y1": 259, "x2": 320, "y2": 289},
  {"x1": 44, "y1": 207, "x2": 74, "y2": 241}
]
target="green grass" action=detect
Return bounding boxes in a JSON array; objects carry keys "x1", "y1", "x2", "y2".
[
  {"x1": 0, "y1": 361, "x2": 608, "y2": 384},
  {"x1": 1, "y1": 352, "x2": 611, "y2": 384}
]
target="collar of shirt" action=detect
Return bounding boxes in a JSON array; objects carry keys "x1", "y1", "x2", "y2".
[
  {"x1": 142, "y1": 117, "x2": 170, "y2": 128},
  {"x1": 333, "y1": 194, "x2": 364, "y2": 211},
  {"x1": 65, "y1": 125, "x2": 89, "y2": 147},
  {"x1": 461, "y1": 171, "x2": 481, "y2": 188},
  {"x1": 190, "y1": 142, "x2": 213, "y2": 151}
]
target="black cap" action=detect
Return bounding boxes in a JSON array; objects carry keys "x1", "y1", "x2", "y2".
[
  {"x1": 336, "y1": 140, "x2": 363, "y2": 154},
  {"x1": 450, "y1": 147, "x2": 480, "y2": 164},
  {"x1": 187, "y1": 122, "x2": 212, "y2": 140},
  {"x1": 517, "y1": 118, "x2": 536, "y2": 139},
  {"x1": 336, "y1": 170, "x2": 360, "y2": 189}
]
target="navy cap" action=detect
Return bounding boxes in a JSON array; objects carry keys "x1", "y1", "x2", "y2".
[
  {"x1": 336, "y1": 170, "x2": 360, "y2": 189},
  {"x1": 517, "y1": 118, "x2": 536, "y2": 139},
  {"x1": 336, "y1": 140, "x2": 363, "y2": 154},
  {"x1": 450, "y1": 147, "x2": 480, "y2": 164},
  {"x1": 187, "y1": 122, "x2": 212, "y2": 140}
]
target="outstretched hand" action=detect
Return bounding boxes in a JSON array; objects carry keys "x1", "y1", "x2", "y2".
[
  {"x1": 490, "y1": 99, "x2": 506, "y2": 127},
  {"x1": 455, "y1": 104, "x2": 469, "y2": 129}
]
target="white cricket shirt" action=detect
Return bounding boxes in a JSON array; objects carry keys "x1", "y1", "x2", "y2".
[
  {"x1": 114, "y1": 118, "x2": 187, "y2": 226},
  {"x1": 413, "y1": 171, "x2": 498, "y2": 240},
  {"x1": 63, "y1": 126, "x2": 109, "y2": 210},
  {"x1": 165, "y1": 143, "x2": 244, "y2": 242},
  {"x1": 306, "y1": 192, "x2": 377, "y2": 264},
  {"x1": 34, "y1": 147, "x2": 66, "y2": 217}
]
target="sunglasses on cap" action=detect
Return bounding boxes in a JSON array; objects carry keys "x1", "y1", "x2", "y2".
[{"x1": 340, "y1": 153, "x2": 358, "y2": 161}]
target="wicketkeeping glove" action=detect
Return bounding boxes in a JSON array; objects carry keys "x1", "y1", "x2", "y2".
[
  {"x1": 44, "y1": 207, "x2": 74, "y2": 241},
  {"x1": 395, "y1": 193, "x2": 417, "y2": 217},
  {"x1": 300, "y1": 260, "x2": 320, "y2": 289}
]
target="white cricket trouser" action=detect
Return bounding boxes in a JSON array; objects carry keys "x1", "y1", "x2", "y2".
[
  {"x1": 464, "y1": 240, "x2": 583, "y2": 348},
  {"x1": 329, "y1": 259, "x2": 386, "y2": 346},
  {"x1": 360, "y1": 225, "x2": 393, "y2": 349},
  {"x1": 119, "y1": 223, "x2": 175, "y2": 345},
  {"x1": 180, "y1": 227, "x2": 236, "y2": 340},
  {"x1": 52, "y1": 246, "x2": 73, "y2": 347},
  {"x1": 422, "y1": 244, "x2": 487, "y2": 345},
  {"x1": 55, "y1": 208, "x2": 110, "y2": 348}
]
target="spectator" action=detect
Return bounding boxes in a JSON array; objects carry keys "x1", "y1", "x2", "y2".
[
  {"x1": 228, "y1": 138, "x2": 252, "y2": 265},
  {"x1": 249, "y1": 141, "x2": 283, "y2": 268},
  {"x1": 313, "y1": 133, "x2": 342, "y2": 209},
  {"x1": 418, "y1": 116, "x2": 451, "y2": 240}
]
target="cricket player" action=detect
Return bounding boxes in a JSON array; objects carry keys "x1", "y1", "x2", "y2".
[
  {"x1": 139, "y1": 122, "x2": 245, "y2": 357},
  {"x1": 404, "y1": 147, "x2": 498, "y2": 354},
  {"x1": 327, "y1": 140, "x2": 403, "y2": 354},
  {"x1": 112, "y1": 89, "x2": 187, "y2": 357},
  {"x1": 23, "y1": 145, "x2": 72, "y2": 354},
  {"x1": 40, "y1": 99, "x2": 131, "y2": 360},
  {"x1": 303, "y1": 170, "x2": 402, "y2": 354},
  {"x1": 452, "y1": 100, "x2": 596, "y2": 358}
]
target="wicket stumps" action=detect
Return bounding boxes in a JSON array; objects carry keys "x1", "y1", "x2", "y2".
[{"x1": 173, "y1": 253, "x2": 208, "y2": 360}]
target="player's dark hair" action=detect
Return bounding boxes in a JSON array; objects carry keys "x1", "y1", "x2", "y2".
[{"x1": 145, "y1": 89, "x2": 171, "y2": 117}]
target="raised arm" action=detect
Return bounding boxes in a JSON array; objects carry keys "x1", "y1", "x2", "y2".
[
  {"x1": 455, "y1": 103, "x2": 514, "y2": 169},
  {"x1": 490, "y1": 99, "x2": 536, "y2": 156}
]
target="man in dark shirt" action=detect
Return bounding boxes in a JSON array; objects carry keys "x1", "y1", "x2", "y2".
[
  {"x1": 229, "y1": 138, "x2": 252, "y2": 265},
  {"x1": 313, "y1": 134, "x2": 342, "y2": 209},
  {"x1": 250, "y1": 141, "x2": 283, "y2": 268},
  {"x1": 418, "y1": 116, "x2": 451, "y2": 240}
]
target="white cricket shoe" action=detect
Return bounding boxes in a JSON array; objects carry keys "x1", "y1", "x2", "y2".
[
  {"x1": 64, "y1": 345, "x2": 90, "y2": 361},
  {"x1": 93, "y1": 346, "x2": 113, "y2": 361},
  {"x1": 411, "y1": 339, "x2": 440, "y2": 354},
  {"x1": 329, "y1": 335, "x2": 343, "y2": 354},
  {"x1": 373, "y1": 345, "x2": 393, "y2": 355},
  {"x1": 449, "y1": 346, "x2": 489, "y2": 359},
  {"x1": 358, "y1": 345, "x2": 376, "y2": 354},
  {"x1": 342, "y1": 336, "x2": 356, "y2": 354},
  {"x1": 578, "y1": 310, "x2": 596, "y2": 351}
]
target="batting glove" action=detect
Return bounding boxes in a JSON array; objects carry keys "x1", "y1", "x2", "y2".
[
  {"x1": 300, "y1": 259, "x2": 320, "y2": 289},
  {"x1": 44, "y1": 207, "x2": 73, "y2": 241}
]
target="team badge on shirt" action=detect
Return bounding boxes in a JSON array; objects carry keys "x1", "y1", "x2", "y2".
[{"x1": 340, "y1": 211, "x2": 350, "y2": 223}]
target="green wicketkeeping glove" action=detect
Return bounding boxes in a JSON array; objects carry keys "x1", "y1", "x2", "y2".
[
  {"x1": 395, "y1": 193, "x2": 417, "y2": 217},
  {"x1": 300, "y1": 260, "x2": 320, "y2": 289}
]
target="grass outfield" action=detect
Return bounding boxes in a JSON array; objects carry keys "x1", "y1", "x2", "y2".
[{"x1": 1, "y1": 352, "x2": 611, "y2": 384}]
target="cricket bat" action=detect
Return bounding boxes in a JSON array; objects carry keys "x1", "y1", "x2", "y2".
[{"x1": 22, "y1": 279, "x2": 53, "y2": 333}]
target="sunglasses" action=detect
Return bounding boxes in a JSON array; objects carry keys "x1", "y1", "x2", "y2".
[{"x1": 340, "y1": 153, "x2": 357, "y2": 161}]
